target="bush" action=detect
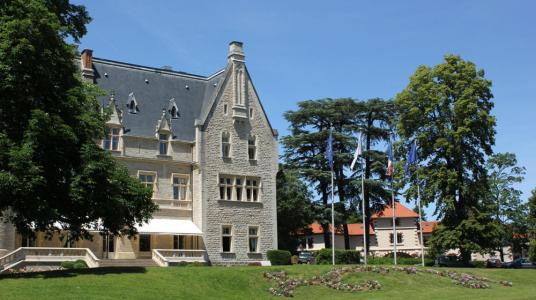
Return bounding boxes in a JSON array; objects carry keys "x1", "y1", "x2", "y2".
[
  {"x1": 61, "y1": 260, "x2": 87, "y2": 269},
  {"x1": 61, "y1": 261, "x2": 75, "y2": 269},
  {"x1": 267, "y1": 250, "x2": 292, "y2": 265},
  {"x1": 315, "y1": 249, "x2": 360, "y2": 265},
  {"x1": 366, "y1": 256, "x2": 433, "y2": 266},
  {"x1": 291, "y1": 255, "x2": 299, "y2": 265},
  {"x1": 472, "y1": 261, "x2": 486, "y2": 268},
  {"x1": 529, "y1": 240, "x2": 536, "y2": 262},
  {"x1": 174, "y1": 261, "x2": 208, "y2": 267}
]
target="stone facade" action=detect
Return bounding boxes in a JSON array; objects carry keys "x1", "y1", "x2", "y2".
[{"x1": 0, "y1": 41, "x2": 278, "y2": 265}]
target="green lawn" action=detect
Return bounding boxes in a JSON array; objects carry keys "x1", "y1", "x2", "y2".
[{"x1": 0, "y1": 265, "x2": 534, "y2": 300}]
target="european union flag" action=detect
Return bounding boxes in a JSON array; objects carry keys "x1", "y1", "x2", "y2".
[
  {"x1": 326, "y1": 128, "x2": 334, "y2": 170},
  {"x1": 404, "y1": 141, "x2": 417, "y2": 176}
]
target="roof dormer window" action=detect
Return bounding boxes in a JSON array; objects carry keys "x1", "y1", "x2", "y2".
[
  {"x1": 167, "y1": 98, "x2": 179, "y2": 119},
  {"x1": 127, "y1": 92, "x2": 139, "y2": 114}
]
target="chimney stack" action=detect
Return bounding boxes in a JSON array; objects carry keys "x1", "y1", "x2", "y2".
[
  {"x1": 228, "y1": 41, "x2": 245, "y2": 62},
  {"x1": 80, "y1": 49, "x2": 94, "y2": 82}
]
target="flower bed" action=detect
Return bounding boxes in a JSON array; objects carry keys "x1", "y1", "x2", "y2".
[{"x1": 264, "y1": 266, "x2": 513, "y2": 297}]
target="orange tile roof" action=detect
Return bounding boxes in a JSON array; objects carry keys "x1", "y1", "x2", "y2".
[
  {"x1": 307, "y1": 223, "x2": 374, "y2": 236},
  {"x1": 371, "y1": 202, "x2": 419, "y2": 219},
  {"x1": 422, "y1": 221, "x2": 439, "y2": 233}
]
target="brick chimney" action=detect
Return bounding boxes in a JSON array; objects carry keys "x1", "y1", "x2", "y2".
[{"x1": 80, "y1": 49, "x2": 94, "y2": 82}]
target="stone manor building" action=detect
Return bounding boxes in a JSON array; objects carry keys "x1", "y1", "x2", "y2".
[{"x1": 0, "y1": 41, "x2": 279, "y2": 266}]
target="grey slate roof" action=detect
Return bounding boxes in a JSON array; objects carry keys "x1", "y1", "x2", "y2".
[{"x1": 92, "y1": 58, "x2": 226, "y2": 141}]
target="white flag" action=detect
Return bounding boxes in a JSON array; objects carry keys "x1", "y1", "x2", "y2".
[{"x1": 350, "y1": 133, "x2": 363, "y2": 171}]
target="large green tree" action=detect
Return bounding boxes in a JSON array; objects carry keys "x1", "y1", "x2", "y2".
[
  {"x1": 359, "y1": 98, "x2": 394, "y2": 254},
  {"x1": 276, "y1": 165, "x2": 315, "y2": 252},
  {"x1": 282, "y1": 98, "x2": 363, "y2": 249},
  {"x1": 486, "y1": 153, "x2": 527, "y2": 260},
  {"x1": 395, "y1": 54, "x2": 501, "y2": 263},
  {"x1": 0, "y1": 0, "x2": 157, "y2": 242},
  {"x1": 528, "y1": 189, "x2": 536, "y2": 262}
]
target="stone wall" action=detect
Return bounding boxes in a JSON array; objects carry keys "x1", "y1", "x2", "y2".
[{"x1": 200, "y1": 62, "x2": 278, "y2": 265}]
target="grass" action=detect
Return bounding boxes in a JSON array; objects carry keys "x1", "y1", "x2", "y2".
[{"x1": 0, "y1": 265, "x2": 534, "y2": 299}]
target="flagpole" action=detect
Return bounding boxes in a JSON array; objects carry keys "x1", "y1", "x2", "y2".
[
  {"x1": 331, "y1": 169, "x2": 335, "y2": 266},
  {"x1": 390, "y1": 134, "x2": 397, "y2": 266},
  {"x1": 415, "y1": 140, "x2": 425, "y2": 267},
  {"x1": 417, "y1": 178, "x2": 425, "y2": 267},
  {"x1": 392, "y1": 179, "x2": 397, "y2": 265},
  {"x1": 361, "y1": 157, "x2": 367, "y2": 266}
]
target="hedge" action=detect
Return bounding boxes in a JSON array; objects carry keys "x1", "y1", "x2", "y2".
[
  {"x1": 366, "y1": 256, "x2": 434, "y2": 266},
  {"x1": 315, "y1": 249, "x2": 360, "y2": 265},
  {"x1": 267, "y1": 250, "x2": 292, "y2": 265},
  {"x1": 61, "y1": 259, "x2": 88, "y2": 269}
]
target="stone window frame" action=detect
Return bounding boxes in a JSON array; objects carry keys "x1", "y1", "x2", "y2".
[
  {"x1": 221, "y1": 225, "x2": 233, "y2": 253},
  {"x1": 249, "y1": 107, "x2": 253, "y2": 119},
  {"x1": 245, "y1": 177, "x2": 260, "y2": 202},
  {"x1": 159, "y1": 133, "x2": 170, "y2": 155},
  {"x1": 138, "y1": 170, "x2": 157, "y2": 197},
  {"x1": 248, "y1": 225, "x2": 260, "y2": 253},
  {"x1": 219, "y1": 176, "x2": 233, "y2": 200},
  {"x1": 221, "y1": 131, "x2": 231, "y2": 158},
  {"x1": 248, "y1": 135, "x2": 257, "y2": 161},
  {"x1": 103, "y1": 126, "x2": 121, "y2": 151},
  {"x1": 218, "y1": 174, "x2": 261, "y2": 202},
  {"x1": 171, "y1": 173, "x2": 189, "y2": 201},
  {"x1": 389, "y1": 232, "x2": 403, "y2": 244},
  {"x1": 223, "y1": 103, "x2": 228, "y2": 116}
]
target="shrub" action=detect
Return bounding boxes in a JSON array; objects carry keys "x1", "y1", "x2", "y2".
[
  {"x1": 291, "y1": 255, "x2": 299, "y2": 265},
  {"x1": 61, "y1": 260, "x2": 87, "y2": 269},
  {"x1": 61, "y1": 261, "x2": 75, "y2": 269},
  {"x1": 471, "y1": 261, "x2": 486, "y2": 268},
  {"x1": 315, "y1": 249, "x2": 360, "y2": 265},
  {"x1": 174, "y1": 261, "x2": 208, "y2": 267},
  {"x1": 529, "y1": 240, "x2": 536, "y2": 262},
  {"x1": 267, "y1": 250, "x2": 292, "y2": 265},
  {"x1": 73, "y1": 260, "x2": 88, "y2": 269},
  {"x1": 366, "y1": 256, "x2": 433, "y2": 266}
]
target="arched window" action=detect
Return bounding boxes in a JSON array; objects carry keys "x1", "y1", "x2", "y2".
[
  {"x1": 221, "y1": 132, "x2": 231, "y2": 158},
  {"x1": 248, "y1": 135, "x2": 256, "y2": 160}
]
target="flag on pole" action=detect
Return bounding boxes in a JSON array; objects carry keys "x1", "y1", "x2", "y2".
[
  {"x1": 350, "y1": 133, "x2": 363, "y2": 171},
  {"x1": 387, "y1": 139, "x2": 393, "y2": 177},
  {"x1": 404, "y1": 141, "x2": 417, "y2": 176},
  {"x1": 326, "y1": 128, "x2": 334, "y2": 170}
]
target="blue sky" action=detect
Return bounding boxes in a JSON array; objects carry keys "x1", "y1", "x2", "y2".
[{"x1": 73, "y1": 0, "x2": 536, "y2": 216}]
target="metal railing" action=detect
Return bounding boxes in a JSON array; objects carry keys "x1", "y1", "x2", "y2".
[
  {"x1": 152, "y1": 249, "x2": 207, "y2": 266},
  {"x1": 0, "y1": 247, "x2": 100, "y2": 272},
  {"x1": 152, "y1": 198, "x2": 192, "y2": 210}
]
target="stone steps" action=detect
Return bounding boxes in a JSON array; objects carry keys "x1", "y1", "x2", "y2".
[{"x1": 98, "y1": 259, "x2": 158, "y2": 268}]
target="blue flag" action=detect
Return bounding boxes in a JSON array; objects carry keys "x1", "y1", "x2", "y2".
[
  {"x1": 326, "y1": 128, "x2": 333, "y2": 170},
  {"x1": 404, "y1": 141, "x2": 417, "y2": 176}
]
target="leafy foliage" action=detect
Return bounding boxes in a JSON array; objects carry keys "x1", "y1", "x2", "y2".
[
  {"x1": 395, "y1": 54, "x2": 500, "y2": 262},
  {"x1": 276, "y1": 165, "x2": 315, "y2": 252},
  {"x1": 315, "y1": 248, "x2": 360, "y2": 264},
  {"x1": 267, "y1": 250, "x2": 292, "y2": 265},
  {"x1": 485, "y1": 153, "x2": 527, "y2": 259},
  {"x1": 529, "y1": 189, "x2": 536, "y2": 261},
  {"x1": 0, "y1": 0, "x2": 157, "y2": 241}
]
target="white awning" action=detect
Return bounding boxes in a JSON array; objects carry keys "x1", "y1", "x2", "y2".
[{"x1": 136, "y1": 218, "x2": 202, "y2": 235}]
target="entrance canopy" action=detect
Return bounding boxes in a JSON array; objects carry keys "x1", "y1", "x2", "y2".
[{"x1": 136, "y1": 218, "x2": 202, "y2": 235}]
